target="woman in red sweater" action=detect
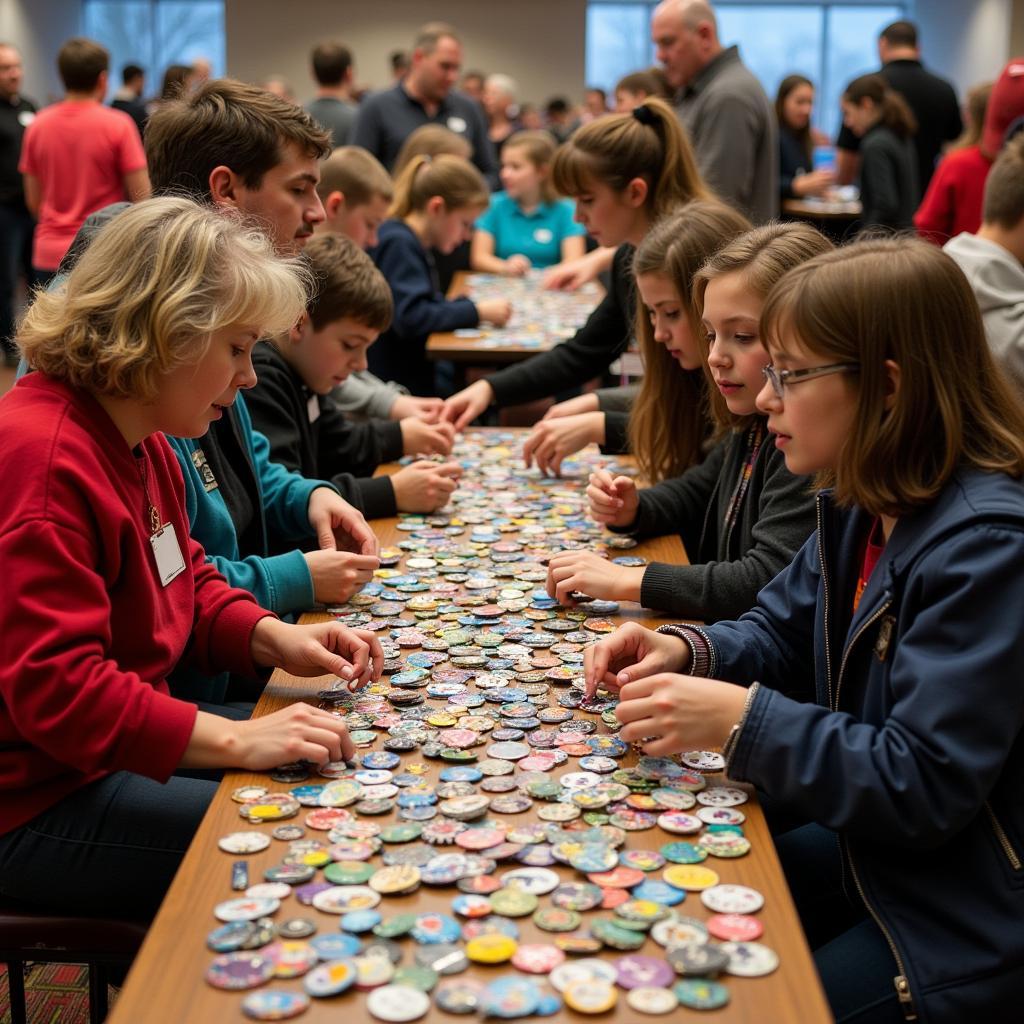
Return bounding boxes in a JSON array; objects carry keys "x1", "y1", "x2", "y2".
[{"x1": 0, "y1": 198, "x2": 383, "y2": 918}]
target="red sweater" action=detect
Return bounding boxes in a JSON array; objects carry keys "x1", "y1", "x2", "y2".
[
  {"x1": 914, "y1": 144, "x2": 993, "y2": 245},
  {"x1": 0, "y1": 374, "x2": 272, "y2": 834}
]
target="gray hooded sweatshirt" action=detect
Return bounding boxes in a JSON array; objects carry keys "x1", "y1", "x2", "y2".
[{"x1": 944, "y1": 232, "x2": 1024, "y2": 393}]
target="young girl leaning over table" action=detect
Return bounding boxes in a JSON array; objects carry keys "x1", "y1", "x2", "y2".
[
  {"x1": 546, "y1": 222, "x2": 828, "y2": 622},
  {"x1": 0, "y1": 197, "x2": 382, "y2": 920},
  {"x1": 583, "y1": 237, "x2": 1024, "y2": 1023},
  {"x1": 442, "y1": 97, "x2": 712, "y2": 432}
]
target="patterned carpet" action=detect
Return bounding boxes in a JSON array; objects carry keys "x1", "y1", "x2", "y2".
[{"x1": 0, "y1": 962, "x2": 97, "y2": 1024}]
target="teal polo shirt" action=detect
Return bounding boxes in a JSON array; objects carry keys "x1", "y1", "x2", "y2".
[{"x1": 475, "y1": 191, "x2": 585, "y2": 268}]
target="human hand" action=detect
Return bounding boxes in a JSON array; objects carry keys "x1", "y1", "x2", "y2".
[
  {"x1": 523, "y1": 412, "x2": 605, "y2": 476},
  {"x1": 504, "y1": 254, "x2": 531, "y2": 277},
  {"x1": 546, "y1": 549, "x2": 644, "y2": 606},
  {"x1": 307, "y1": 487, "x2": 379, "y2": 555},
  {"x1": 442, "y1": 379, "x2": 494, "y2": 432},
  {"x1": 250, "y1": 618, "x2": 383, "y2": 687},
  {"x1": 391, "y1": 460, "x2": 462, "y2": 512},
  {"x1": 390, "y1": 394, "x2": 444, "y2": 423},
  {"x1": 541, "y1": 248, "x2": 606, "y2": 291},
  {"x1": 234, "y1": 703, "x2": 361, "y2": 767},
  {"x1": 583, "y1": 620, "x2": 690, "y2": 698},
  {"x1": 793, "y1": 169, "x2": 835, "y2": 198},
  {"x1": 304, "y1": 549, "x2": 380, "y2": 604},
  {"x1": 400, "y1": 416, "x2": 455, "y2": 456},
  {"x1": 587, "y1": 469, "x2": 639, "y2": 528},
  {"x1": 615, "y1": 673, "x2": 748, "y2": 757},
  {"x1": 543, "y1": 393, "x2": 600, "y2": 419},
  {"x1": 476, "y1": 298, "x2": 512, "y2": 326}
]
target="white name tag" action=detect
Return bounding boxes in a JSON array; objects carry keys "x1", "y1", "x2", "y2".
[
  {"x1": 150, "y1": 523, "x2": 187, "y2": 587},
  {"x1": 307, "y1": 394, "x2": 321, "y2": 423},
  {"x1": 447, "y1": 115, "x2": 467, "y2": 134}
]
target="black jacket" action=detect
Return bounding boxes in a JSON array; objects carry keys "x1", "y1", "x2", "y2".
[
  {"x1": 613, "y1": 425, "x2": 816, "y2": 621},
  {"x1": 858, "y1": 123, "x2": 919, "y2": 232},
  {"x1": 246, "y1": 342, "x2": 403, "y2": 521}
]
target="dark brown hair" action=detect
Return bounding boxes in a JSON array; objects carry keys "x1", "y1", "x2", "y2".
[
  {"x1": 303, "y1": 233, "x2": 393, "y2": 331},
  {"x1": 843, "y1": 73, "x2": 918, "y2": 140},
  {"x1": 775, "y1": 74, "x2": 814, "y2": 166},
  {"x1": 761, "y1": 238, "x2": 1024, "y2": 514},
  {"x1": 879, "y1": 20, "x2": 917, "y2": 48},
  {"x1": 57, "y1": 38, "x2": 108, "y2": 92},
  {"x1": 311, "y1": 42, "x2": 352, "y2": 86},
  {"x1": 552, "y1": 97, "x2": 711, "y2": 219},
  {"x1": 615, "y1": 69, "x2": 671, "y2": 102},
  {"x1": 145, "y1": 78, "x2": 331, "y2": 200},
  {"x1": 629, "y1": 201, "x2": 752, "y2": 483}
]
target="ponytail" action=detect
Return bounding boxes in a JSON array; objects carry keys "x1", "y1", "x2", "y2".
[
  {"x1": 843, "y1": 73, "x2": 918, "y2": 139},
  {"x1": 389, "y1": 153, "x2": 489, "y2": 219},
  {"x1": 552, "y1": 96, "x2": 711, "y2": 218}
]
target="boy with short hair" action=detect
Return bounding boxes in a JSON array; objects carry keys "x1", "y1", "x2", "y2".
[
  {"x1": 316, "y1": 146, "x2": 443, "y2": 423},
  {"x1": 247, "y1": 234, "x2": 461, "y2": 519},
  {"x1": 19, "y1": 37, "x2": 150, "y2": 280},
  {"x1": 944, "y1": 134, "x2": 1024, "y2": 392}
]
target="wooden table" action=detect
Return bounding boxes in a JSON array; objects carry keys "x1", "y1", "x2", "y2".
[
  {"x1": 109, "y1": 434, "x2": 829, "y2": 1024},
  {"x1": 426, "y1": 272, "x2": 603, "y2": 365},
  {"x1": 782, "y1": 197, "x2": 862, "y2": 220}
]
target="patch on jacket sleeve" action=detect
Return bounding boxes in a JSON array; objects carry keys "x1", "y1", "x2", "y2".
[{"x1": 190, "y1": 448, "x2": 219, "y2": 493}]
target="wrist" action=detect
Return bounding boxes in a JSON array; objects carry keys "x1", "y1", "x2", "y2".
[
  {"x1": 593, "y1": 412, "x2": 606, "y2": 445},
  {"x1": 721, "y1": 682, "x2": 760, "y2": 767},
  {"x1": 250, "y1": 616, "x2": 284, "y2": 668},
  {"x1": 620, "y1": 566, "x2": 644, "y2": 603}
]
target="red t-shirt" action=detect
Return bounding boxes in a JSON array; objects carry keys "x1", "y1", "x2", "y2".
[
  {"x1": 914, "y1": 144, "x2": 993, "y2": 246},
  {"x1": 853, "y1": 517, "x2": 886, "y2": 614},
  {"x1": 0, "y1": 374, "x2": 272, "y2": 835},
  {"x1": 19, "y1": 100, "x2": 146, "y2": 270}
]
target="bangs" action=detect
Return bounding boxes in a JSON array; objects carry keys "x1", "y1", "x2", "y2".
[{"x1": 551, "y1": 143, "x2": 602, "y2": 198}]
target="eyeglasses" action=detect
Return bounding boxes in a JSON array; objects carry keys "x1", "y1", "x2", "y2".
[{"x1": 762, "y1": 362, "x2": 859, "y2": 399}]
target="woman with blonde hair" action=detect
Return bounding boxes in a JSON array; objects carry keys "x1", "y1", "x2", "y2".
[
  {"x1": 444, "y1": 97, "x2": 712, "y2": 431},
  {"x1": 0, "y1": 197, "x2": 382, "y2": 919}
]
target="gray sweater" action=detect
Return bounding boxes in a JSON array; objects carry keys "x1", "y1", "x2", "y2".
[
  {"x1": 676, "y1": 46, "x2": 778, "y2": 224},
  {"x1": 612, "y1": 424, "x2": 816, "y2": 621},
  {"x1": 944, "y1": 233, "x2": 1024, "y2": 394}
]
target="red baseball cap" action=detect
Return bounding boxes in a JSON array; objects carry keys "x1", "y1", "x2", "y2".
[{"x1": 983, "y1": 58, "x2": 1024, "y2": 157}]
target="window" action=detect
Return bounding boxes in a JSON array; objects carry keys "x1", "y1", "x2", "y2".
[
  {"x1": 83, "y1": 0, "x2": 224, "y2": 100},
  {"x1": 586, "y1": 1, "x2": 910, "y2": 137}
]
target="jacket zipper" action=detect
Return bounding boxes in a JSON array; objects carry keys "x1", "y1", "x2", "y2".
[
  {"x1": 815, "y1": 498, "x2": 835, "y2": 708},
  {"x1": 821, "y1": 506, "x2": 914, "y2": 1019},
  {"x1": 844, "y1": 836, "x2": 918, "y2": 1020},
  {"x1": 985, "y1": 802, "x2": 1023, "y2": 870}
]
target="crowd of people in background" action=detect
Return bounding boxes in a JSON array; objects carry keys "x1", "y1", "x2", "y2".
[{"x1": 2, "y1": 2, "x2": 1024, "y2": 1020}]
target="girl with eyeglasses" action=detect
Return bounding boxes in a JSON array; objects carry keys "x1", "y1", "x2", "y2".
[
  {"x1": 583, "y1": 237, "x2": 1024, "y2": 1023},
  {"x1": 547, "y1": 222, "x2": 827, "y2": 622}
]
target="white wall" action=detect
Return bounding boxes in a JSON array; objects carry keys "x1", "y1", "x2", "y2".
[
  {"x1": 920, "y1": 0, "x2": 1013, "y2": 95},
  {"x1": 2, "y1": 0, "x2": 81, "y2": 103},
  {"x1": 224, "y1": 0, "x2": 588, "y2": 107}
]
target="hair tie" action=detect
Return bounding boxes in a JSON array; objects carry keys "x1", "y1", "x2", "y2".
[{"x1": 632, "y1": 104, "x2": 657, "y2": 127}]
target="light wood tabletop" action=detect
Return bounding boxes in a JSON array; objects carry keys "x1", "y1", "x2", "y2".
[
  {"x1": 426, "y1": 272, "x2": 603, "y2": 365},
  {"x1": 109, "y1": 433, "x2": 829, "y2": 1024}
]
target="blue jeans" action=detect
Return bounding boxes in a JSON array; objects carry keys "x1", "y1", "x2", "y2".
[
  {"x1": 775, "y1": 823, "x2": 907, "y2": 1023},
  {"x1": 0, "y1": 201, "x2": 35, "y2": 350},
  {"x1": 0, "y1": 771, "x2": 216, "y2": 921},
  {"x1": 0, "y1": 704, "x2": 248, "y2": 920}
]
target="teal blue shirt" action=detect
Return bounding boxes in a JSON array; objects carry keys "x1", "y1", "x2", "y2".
[{"x1": 475, "y1": 192, "x2": 584, "y2": 268}]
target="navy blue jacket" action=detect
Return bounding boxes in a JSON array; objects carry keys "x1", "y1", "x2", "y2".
[
  {"x1": 368, "y1": 219, "x2": 478, "y2": 395},
  {"x1": 700, "y1": 469, "x2": 1024, "y2": 1021}
]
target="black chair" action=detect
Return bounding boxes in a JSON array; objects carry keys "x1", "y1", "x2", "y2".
[{"x1": 0, "y1": 900, "x2": 146, "y2": 1024}]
